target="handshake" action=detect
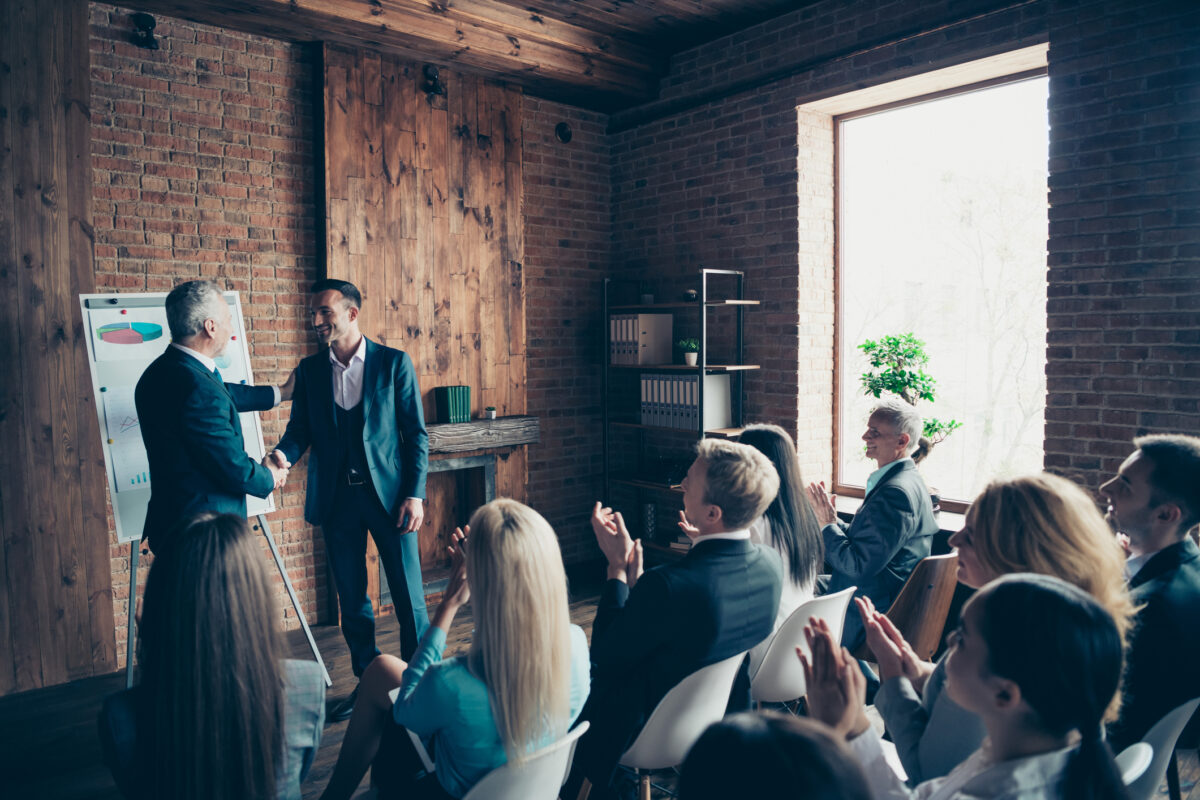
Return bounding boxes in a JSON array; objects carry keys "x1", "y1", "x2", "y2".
[{"x1": 262, "y1": 450, "x2": 291, "y2": 491}]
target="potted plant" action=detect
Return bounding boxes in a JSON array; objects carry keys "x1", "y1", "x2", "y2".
[
  {"x1": 677, "y1": 337, "x2": 700, "y2": 366},
  {"x1": 858, "y1": 333, "x2": 961, "y2": 464},
  {"x1": 484, "y1": 406, "x2": 497, "y2": 420}
]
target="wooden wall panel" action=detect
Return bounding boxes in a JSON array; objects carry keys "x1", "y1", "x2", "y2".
[
  {"x1": 0, "y1": 0, "x2": 114, "y2": 695},
  {"x1": 322, "y1": 45, "x2": 526, "y2": 591}
]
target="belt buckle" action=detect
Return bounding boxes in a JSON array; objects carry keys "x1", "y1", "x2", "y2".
[{"x1": 347, "y1": 468, "x2": 365, "y2": 486}]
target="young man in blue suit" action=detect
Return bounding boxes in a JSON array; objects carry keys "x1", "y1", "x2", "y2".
[
  {"x1": 270, "y1": 279, "x2": 430, "y2": 721},
  {"x1": 567, "y1": 439, "x2": 783, "y2": 800},
  {"x1": 1100, "y1": 434, "x2": 1200, "y2": 752},
  {"x1": 807, "y1": 398, "x2": 938, "y2": 651},
  {"x1": 136, "y1": 280, "x2": 292, "y2": 555}
]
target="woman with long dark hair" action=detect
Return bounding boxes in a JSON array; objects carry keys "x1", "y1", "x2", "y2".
[
  {"x1": 804, "y1": 573, "x2": 1130, "y2": 800},
  {"x1": 99, "y1": 513, "x2": 325, "y2": 800}
]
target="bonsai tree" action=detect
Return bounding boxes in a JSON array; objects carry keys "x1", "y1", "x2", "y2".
[{"x1": 858, "y1": 333, "x2": 961, "y2": 463}]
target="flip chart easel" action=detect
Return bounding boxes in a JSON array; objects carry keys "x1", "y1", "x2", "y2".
[{"x1": 78, "y1": 292, "x2": 329, "y2": 688}]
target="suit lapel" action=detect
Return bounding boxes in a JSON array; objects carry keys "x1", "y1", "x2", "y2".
[
  {"x1": 170, "y1": 346, "x2": 230, "y2": 398},
  {"x1": 864, "y1": 460, "x2": 907, "y2": 502},
  {"x1": 1130, "y1": 539, "x2": 1198, "y2": 589},
  {"x1": 312, "y1": 351, "x2": 338, "y2": 433},
  {"x1": 361, "y1": 337, "x2": 386, "y2": 418}
]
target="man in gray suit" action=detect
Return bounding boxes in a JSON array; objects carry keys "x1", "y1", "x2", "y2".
[{"x1": 808, "y1": 398, "x2": 937, "y2": 650}]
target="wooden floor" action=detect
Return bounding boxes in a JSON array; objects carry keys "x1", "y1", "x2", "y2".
[{"x1": 2, "y1": 586, "x2": 1197, "y2": 800}]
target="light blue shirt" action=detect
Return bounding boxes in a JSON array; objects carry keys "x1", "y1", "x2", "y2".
[
  {"x1": 392, "y1": 624, "x2": 591, "y2": 797},
  {"x1": 866, "y1": 457, "x2": 913, "y2": 495}
]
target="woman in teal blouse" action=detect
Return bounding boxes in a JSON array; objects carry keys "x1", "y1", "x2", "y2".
[{"x1": 320, "y1": 499, "x2": 591, "y2": 799}]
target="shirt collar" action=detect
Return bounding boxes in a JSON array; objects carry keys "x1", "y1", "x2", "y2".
[
  {"x1": 171, "y1": 342, "x2": 217, "y2": 373},
  {"x1": 866, "y1": 457, "x2": 912, "y2": 495},
  {"x1": 329, "y1": 334, "x2": 367, "y2": 368},
  {"x1": 693, "y1": 529, "x2": 751, "y2": 543}
]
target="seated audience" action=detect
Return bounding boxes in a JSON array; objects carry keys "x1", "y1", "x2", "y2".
[
  {"x1": 807, "y1": 398, "x2": 937, "y2": 650},
  {"x1": 99, "y1": 513, "x2": 325, "y2": 800},
  {"x1": 567, "y1": 439, "x2": 783, "y2": 800},
  {"x1": 1100, "y1": 434, "x2": 1200, "y2": 751},
  {"x1": 678, "y1": 711, "x2": 871, "y2": 800},
  {"x1": 866, "y1": 473, "x2": 1135, "y2": 783},
  {"x1": 804, "y1": 573, "x2": 1131, "y2": 800},
  {"x1": 319, "y1": 499, "x2": 589, "y2": 800}
]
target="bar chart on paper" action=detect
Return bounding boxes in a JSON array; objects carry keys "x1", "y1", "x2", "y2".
[{"x1": 101, "y1": 386, "x2": 151, "y2": 493}]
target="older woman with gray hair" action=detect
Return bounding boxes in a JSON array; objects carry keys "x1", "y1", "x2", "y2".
[{"x1": 807, "y1": 398, "x2": 938, "y2": 650}]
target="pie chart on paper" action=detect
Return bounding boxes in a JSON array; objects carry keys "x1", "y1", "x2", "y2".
[{"x1": 96, "y1": 322, "x2": 163, "y2": 345}]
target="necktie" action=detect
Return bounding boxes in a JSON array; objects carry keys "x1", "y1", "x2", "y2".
[{"x1": 213, "y1": 367, "x2": 223, "y2": 383}]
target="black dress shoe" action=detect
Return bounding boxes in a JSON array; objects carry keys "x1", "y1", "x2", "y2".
[{"x1": 328, "y1": 686, "x2": 358, "y2": 723}]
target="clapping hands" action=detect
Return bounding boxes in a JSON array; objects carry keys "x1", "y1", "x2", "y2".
[
  {"x1": 797, "y1": 618, "x2": 871, "y2": 740},
  {"x1": 856, "y1": 596, "x2": 933, "y2": 686},
  {"x1": 592, "y1": 502, "x2": 643, "y2": 587},
  {"x1": 444, "y1": 526, "x2": 471, "y2": 609},
  {"x1": 805, "y1": 481, "x2": 838, "y2": 526}
]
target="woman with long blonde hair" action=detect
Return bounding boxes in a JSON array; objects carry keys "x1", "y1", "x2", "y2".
[
  {"x1": 860, "y1": 472, "x2": 1136, "y2": 783},
  {"x1": 320, "y1": 499, "x2": 590, "y2": 799}
]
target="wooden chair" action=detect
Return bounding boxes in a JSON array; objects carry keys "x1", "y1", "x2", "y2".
[{"x1": 855, "y1": 552, "x2": 959, "y2": 662}]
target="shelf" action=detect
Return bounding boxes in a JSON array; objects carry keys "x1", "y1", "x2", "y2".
[
  {"x1": 609, "y1": 299, "x2": 760, "y2": 311},
  {"x1": 612, "y1": 477, "x2": 684, "y2": 494},
  {"x1": 607, "y1": 364, "x2": 760, "y2": 372},
  {"x1": 609, "y1": 421, "x2": 745, "y2": 438},
  {"x1": 642, "y1": 540, "x2": 688, "y2": 560}
]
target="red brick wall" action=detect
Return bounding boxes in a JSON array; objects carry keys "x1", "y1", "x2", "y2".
[
  {"x1": 522, "y1": 99, "x2": 611, "y2": 564},
  {"x1": 1043, "y1": 0, "x2": 1200, "y2": 484},
  {"x1": 89, "y1": 4, "x2": 322, "y2": 665}
]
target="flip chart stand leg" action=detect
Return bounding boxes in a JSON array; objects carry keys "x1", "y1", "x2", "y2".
[
  {"x1": 257, "y1": 515, "x2": 331, "y2": 687},
  {"x1": 125, "y1": 542, "x2": 139, "y2": 689}
]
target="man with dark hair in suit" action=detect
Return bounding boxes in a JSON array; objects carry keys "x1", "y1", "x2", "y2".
[
  {"x1": 136, "y1": 279, "x2": 292, "y2": 555},
  {"x1": 567, "y1": 439, "x2": 783, "y2": 800},
  {"x1": 807, "y1": 398, "x2": 938, "y2": 651},
  {"x1": 1101, "y1": 434, "x2": 1200, "y2": 751},
  {"x1": 270, "y1": 278, "x2": 429, "y2": 721}
]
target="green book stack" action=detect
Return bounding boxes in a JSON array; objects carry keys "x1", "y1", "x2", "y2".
[{"x1": 434, "y1": 385, "x2": 471, "y2": 424}]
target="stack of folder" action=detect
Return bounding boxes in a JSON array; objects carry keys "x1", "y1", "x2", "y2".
[
  {"x1": 609, "y1": 313, "x2": 672, "y2": 365},
  {"x1": 639, "y1": 374, "x2": 731, "y2": 430},
  {"x1": 434, "y1": 386, "x2": 471, "y2": 424}
]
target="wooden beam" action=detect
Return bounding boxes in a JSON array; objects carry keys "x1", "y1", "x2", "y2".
[
  {"x1": 120, "y1": 0, "x2": 663, "y2": 107},
  {"x1": 427, "y1": 416, "x2": 540, "y2": 454}
]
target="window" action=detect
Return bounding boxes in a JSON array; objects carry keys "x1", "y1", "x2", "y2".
[{"x1": 835, "y1": 75, "x2": 1049, "y2": 508}]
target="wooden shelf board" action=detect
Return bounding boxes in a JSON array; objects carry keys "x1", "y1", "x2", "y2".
[
  {"x1": 608, "y1": 421, "x2": 745, "y2": 438},
  {"x1": 607, "y1": 364, "x2": 760, "y2": 372},
  {"x1": 611, "y1": 478, "x2": 684, "y2": 494},
  {"x1": 609, "y1": 299, "x2": 760, "y2": 310},
  {"x1": 642, "y1": 540, "x2": 689, "y2": 559}
]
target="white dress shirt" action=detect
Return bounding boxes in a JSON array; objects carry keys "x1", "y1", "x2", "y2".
[
  {"x1": 330, "y1": 335, "x2": 367, "y2": 410},
  {"x1": 172, "y1": 342, "x2": 280, "y2": 405}
]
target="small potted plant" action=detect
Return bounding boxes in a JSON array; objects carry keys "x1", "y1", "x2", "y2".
[
  {"x1": 484, "y1": 406, "x2": 497, "y2": 420},
  {"x1": 677, "y1": 338, "x2": 700, "y2": 366}
]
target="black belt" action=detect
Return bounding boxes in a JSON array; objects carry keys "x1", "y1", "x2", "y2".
[{"x1": 346, "y1": 467, "x2": 367, "y2": 486}]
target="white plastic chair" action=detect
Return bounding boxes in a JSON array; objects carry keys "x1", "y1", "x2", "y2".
[
  {"x1": 1126, "y1": 696, "x2": 1200, "y2": 800},
  {"x1": 1115, "y1": 742, "x2": 1153, "y2": 786},
  {"x1": 617, "y1": 652, "x2": 747, "y2": 800},
  {"x1": 462, "y1": 721, "x2": 590, "y2": 800},
  {"x1": 750, "y1": 586, "x2": 857, "y2": 705}
]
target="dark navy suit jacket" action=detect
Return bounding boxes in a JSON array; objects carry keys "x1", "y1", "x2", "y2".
[
  {"x1": 135, "y1": 345, "x2": 276, "y2": 552},
  {"x1": 1109, "y1": 537, "x2": 1200, "y2": 751},
  {"x1": 275, "y1": 338, "x2": 428, "y2": 525},
  {"x1": 574, "y1": 537, "x2": 782, "y2": 790},
  {"x1": 824, "y1": 459, "x2": 937, "y2": 650}
]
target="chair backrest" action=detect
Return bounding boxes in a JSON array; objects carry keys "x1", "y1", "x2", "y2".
[
  {"x1": 618, "y1": 652, "x2": 746, "y2": 772},
  {"x1": 1126, "y1": 696, "x2": 1200, "y2": 800},
  {"x1": 750, "y1": 586, "x2": 857, "y2": 704},
  {"x1": 879, "y1": 552, "x2": 959, "y2": 661},
  {"x1": 461, "y1": 721, "x2": 591, "y2": 800},
  {"x1": 1114, "y1": 742, "x2": 1154, "y2": 786}
]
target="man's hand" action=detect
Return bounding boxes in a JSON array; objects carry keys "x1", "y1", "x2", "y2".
[
  {"x1": 806, "y1": 481, "x2": 838, "y2": 527},
  {"x1": 677, "y1": 510, "x2": 700, "y2": 538},
  {"x1": 278, "y1": 366, "x2": 297, "y2": 403},
  {"x1": 396, "y1": 497, "x2": 424, "y2": 533},
  {"x1": 798, "y1": 618, "x2": 871, "y2": 740},
  {"x1": 266, "y1": 450, "x2": 290, "y2": 470},
  {"x1": 267, "y1": 460, "x2": 288, "y2": 491},
  {"x1": 591, "y1": 501, "x2": 635, "y2": 581}
]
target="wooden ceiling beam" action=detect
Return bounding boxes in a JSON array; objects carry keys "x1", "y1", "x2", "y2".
[{"x1": 120, "y1": 0, "x2": 663, "y2": 106}]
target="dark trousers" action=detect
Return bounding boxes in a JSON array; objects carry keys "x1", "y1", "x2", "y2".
[
  {"x1": 323, "y1": 479, "x2": 429, "y2": 676},
  {"x1": 373, "y1": 722, "x2": 456, "y2": 799}
]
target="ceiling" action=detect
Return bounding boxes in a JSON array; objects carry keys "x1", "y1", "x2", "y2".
[{"x1": 122, "y1": 0, "x2": 815, "y2": 111}]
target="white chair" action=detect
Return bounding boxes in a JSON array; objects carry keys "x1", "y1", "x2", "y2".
[
  {"x1": 750, "y1": 586, "x2": 857, "y2": 705},
  {"x1": 1125, "y1": 696, "x2": 1200, "y2": 800},
  {"x1": 462, "y1": 721, "x2": 590, "y2": 800},
  {"x1": 617, "y1": 652, "x2": 747, "y2": 800},
  {"x1": 1115, "y1": 742, "x2": 1154, "y2": 786}
]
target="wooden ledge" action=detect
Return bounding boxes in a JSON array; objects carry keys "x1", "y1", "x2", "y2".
[{"x1": 427, "y1": 415, "x2": 540, "y2": 455}]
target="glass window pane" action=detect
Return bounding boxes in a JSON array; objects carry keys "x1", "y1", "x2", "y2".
[{"x1": 837, "y1": 77, "x2": 1049, "y2": 503}]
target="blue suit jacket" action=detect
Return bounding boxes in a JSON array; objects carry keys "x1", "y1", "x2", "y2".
[
  {"x1": 275, "y1": 338, "x2": 428, "y2": 525},
  {"x1": 824, "y1": 459, "x2": 937, "y2": 649},
  {"x1": 1108, "y1": 537, "x2": 1200, "y2": 751},
  {"x1": 135, "y1": 346, "x2": 276, "y2": 552}
]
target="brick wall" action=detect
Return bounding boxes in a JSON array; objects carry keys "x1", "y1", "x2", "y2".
[
  {"x1": 523, "y1": 99, "x2": 611, "y2": 564},
  {"x1": 608, "y1": 0, "x2": 1198, "y2": 501},
  {"x1": 89, "y1": 3, "x2": 322, "y2": 664},
  {"x1": 1043, "y1": 0, "x2": 1200, "y2": 484}
]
